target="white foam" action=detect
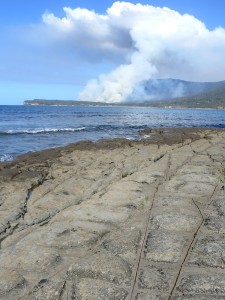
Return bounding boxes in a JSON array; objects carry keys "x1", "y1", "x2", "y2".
[
  {"x1": 4, "y1": 127, "x2": 86, "y2": 134},
  {"x1": 0, "y1": 154, "x2": 13, "y2": 162}
]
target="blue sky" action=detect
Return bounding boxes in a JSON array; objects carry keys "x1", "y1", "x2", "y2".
[{"x1": 1, "y1": 0, "x2": 225, "y2": 104}]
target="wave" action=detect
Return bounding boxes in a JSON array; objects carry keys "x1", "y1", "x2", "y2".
[
  {"x1": 204, "y1": 123, "x2": 225, "y2": 128},
  {"x1": 0, "y1": 127, "x2": 86, "y2": 135}
]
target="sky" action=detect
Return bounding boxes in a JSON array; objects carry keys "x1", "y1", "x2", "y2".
[{"x1": 1, "y1": 0, "x2": 225, "y2": 104}]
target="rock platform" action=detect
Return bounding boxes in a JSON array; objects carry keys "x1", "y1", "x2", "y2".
[{"x1": 0, "y1": 128, "x2": 225, "y2": 299}]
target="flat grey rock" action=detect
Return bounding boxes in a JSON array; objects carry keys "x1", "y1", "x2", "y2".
[{"x1": 0, "y1": 129, "x2": 225, "y2": 299}]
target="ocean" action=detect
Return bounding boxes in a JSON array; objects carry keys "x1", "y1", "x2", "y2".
[{"x1": 1, "y1": 105, "x2": 225, "y2": 162}]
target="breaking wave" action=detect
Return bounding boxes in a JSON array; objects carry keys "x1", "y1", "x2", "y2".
[{"x1": 0, "y1": 127, "x2": 86, "y2": 135}]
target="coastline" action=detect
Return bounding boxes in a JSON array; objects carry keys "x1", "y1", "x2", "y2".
[
  {"x1": 0, "y1": 127, "x2": 216, "y2": 167},
  {"x1": 2, "y1": 105, "x2": 225, "y2": 163},
  {"x1": 24, "y1": 103, "x2": 225, "y2": 110},
  {"x1": 1, "y1": 127, "x2": 225, "y2": 299}
]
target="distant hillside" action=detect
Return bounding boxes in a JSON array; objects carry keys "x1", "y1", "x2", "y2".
[
  {"x1": 24, "y1": 79, "x2": 225, "y2": 109},
  {"x1": 142, "y1": 79, "x2": 225, "y2": 108},
  {"x1": 142, "y1": 78, "x2": 225, "y2": 100}
]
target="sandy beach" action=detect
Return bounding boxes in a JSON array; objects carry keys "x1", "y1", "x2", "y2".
[{"x1": 1, "y1": 128, "x2": 225, "y2": 299}]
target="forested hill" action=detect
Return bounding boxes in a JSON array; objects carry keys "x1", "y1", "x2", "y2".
[{"x1": 24, "y1": 79, "x2": 225, "y2": 109}]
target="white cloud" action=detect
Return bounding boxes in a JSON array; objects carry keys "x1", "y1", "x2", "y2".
[
  {"x1": 40, "y1": 2, "x2": 225, "y2": 102},
  {"x1": 41, "y1": 5, "x2": 132, "y2": 64}
]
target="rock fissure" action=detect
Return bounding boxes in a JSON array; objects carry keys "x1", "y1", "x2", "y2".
[
  {"x1": 129, "y1": 183, "x2": 160, "y2": 300},
  {"x1": 0, "y1": 167, "x2": 51, "y2": 249},
  {"x1": 168, "y1": 178, "x2": 220, "y2": 299},
  {"x1": 22, "y1": 169, "x2": 51, "y2": 219},
  {"x1": 168, "y1": 199, "x2": 205, "y2": 300}
]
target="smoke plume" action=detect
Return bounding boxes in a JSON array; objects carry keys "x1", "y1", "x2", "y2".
[{"x1": 42, "y1": 2, "x2": 225, "y2": 102}]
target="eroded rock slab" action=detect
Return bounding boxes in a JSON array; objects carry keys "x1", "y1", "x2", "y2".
[{"x1": 0, "y1": 128, "x2": 225, "y2": 299}]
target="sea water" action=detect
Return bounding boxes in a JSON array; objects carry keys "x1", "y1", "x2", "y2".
[{"x1": 1, "y1": 105, "x2": 225, "y2": 161}]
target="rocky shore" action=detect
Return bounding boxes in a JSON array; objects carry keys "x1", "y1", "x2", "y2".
[{"x1": 1, "y1": 128, "x2": 225, "y2": 299}]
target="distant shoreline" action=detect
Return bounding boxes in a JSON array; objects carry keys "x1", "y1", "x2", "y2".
[{"x1": 23, "y1": 100, "x2": 225, "y2": 110}]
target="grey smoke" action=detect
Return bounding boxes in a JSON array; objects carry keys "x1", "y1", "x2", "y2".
[{"x1": 126, "y1": 79, "x2": 209, "y2": 103}]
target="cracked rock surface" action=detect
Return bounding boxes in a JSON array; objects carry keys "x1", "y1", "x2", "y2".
[{"x1": 0, "y1": 128, "x2": 225, "y2": 299}]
